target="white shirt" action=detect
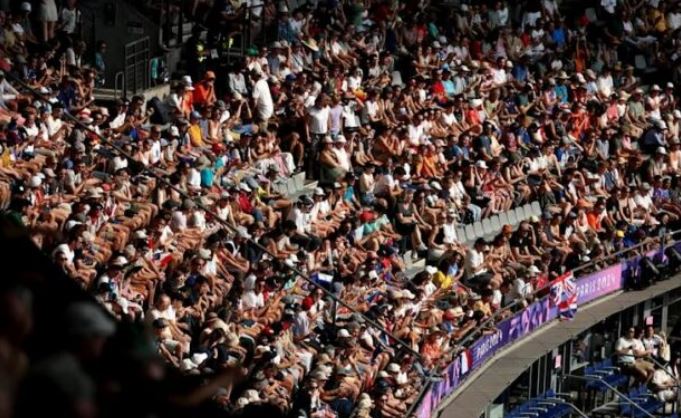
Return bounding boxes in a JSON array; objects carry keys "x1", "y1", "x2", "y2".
[
  {"x1": 187, "y1": 168, "x2": 201, "y2": 189},
  {"x1": 333, "y1": 147, "x2": 351, "y2": 171},
  {"x1": 150, "y1": 306, "x2": 177, "y2": 322},
  {"x1": 287, "y1": 207, "x2": 310, "y2": 234},
  {"x1": 60, "y1": 7, "x2": 80, "y2": 34},
  {"x1": 308, "y1": 105, "x2": 330, "y2": 134},
  {"x1": 53, "y1": 243, "x2": 75, "y2": 263},
  {"x1": 46, "y1": 115, "x2": 63, "y2": 137},
  {"x1": 109, "y1": 112, "x2": 127, "y2": 130},
  {"x1": 668, "y1": 12, "x2": 681, "y2": 31},
  {"x1": 601, "y1": 0, "x2": 617, "y2": 14},
  {"x1": 442, "y1": 222, "x2": 458, "y2": 244},
  {"x1": 634, "y1": 192, "x2": 654, "y2": 210},
  {"x1": 491, "y1": 68, "x2": 508, "y2": 86},
  {"x1": 465, "y1": 248, "x2": 486, "y2": 276},
  {"x1": 252, "y1": 78, "x2": 274, "y2": 120},
  {"x1": 374, "y1": 174, "x2": 395, "y2": 196},
  {"x1": 240, "y1": 290, "x2": 264, "y2": 310},
  {"x1": 150, "y1": 141, "x2": 162, "y2": 164},
  {"x1": 615, "y1": 336, "x2": 637, "y2": 364}
]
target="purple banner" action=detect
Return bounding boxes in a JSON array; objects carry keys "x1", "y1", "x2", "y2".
[
  {"x1": 576, "y1": 263, "x2": 623, "y2": 304},
  {"x1": 414, "y1": 264, "x2": 627, "y2": 418}
]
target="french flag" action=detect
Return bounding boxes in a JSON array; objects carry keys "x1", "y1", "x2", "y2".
[{"x1": 550, "y1": 271, "x2": 577, "y2": 320}]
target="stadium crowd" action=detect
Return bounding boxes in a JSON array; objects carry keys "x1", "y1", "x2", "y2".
[{"x1": 2, "y1": 0, "x2": 681, "y2": 417}]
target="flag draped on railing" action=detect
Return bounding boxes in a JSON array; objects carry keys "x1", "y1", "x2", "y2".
[{"x1": 550, "y1": 271, "x2": 577, "y2": 320}]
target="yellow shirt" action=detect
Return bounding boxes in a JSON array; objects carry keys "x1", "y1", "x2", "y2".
[
  {"x1": 188, "y1": 124, "x2": 204, "y2": 147},
  {"x1": 432, "y1": 271, "x2": 453, "y2": 289},
  {"x1": 651, "y1": 9, "x2": 667, "y2": 32}
]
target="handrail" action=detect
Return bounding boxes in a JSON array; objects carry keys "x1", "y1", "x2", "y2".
[
  {"x1": 646, "y1": 355, "x2": 681, "y2": 387},
  {"x1": 114, "y1": 71, "x2": 125, "y2": 100},
  {"x1": 563, "y1": 374, "x2": 656, "y2": 418},
  {"x1": 407, "y1": 230, "x2": 681, "y2": 417},
  {"x1": 456, "y1": 233, "x2": 672, "y2": 364}
]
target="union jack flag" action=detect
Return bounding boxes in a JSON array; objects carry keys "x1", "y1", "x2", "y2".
[{"x1": 550, "y1": 271, "x2": 577, "y2": 320}]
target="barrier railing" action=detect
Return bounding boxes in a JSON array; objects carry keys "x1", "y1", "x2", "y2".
[{"x1": 409, "y1": 231, "x2": 681, "y2": 418}]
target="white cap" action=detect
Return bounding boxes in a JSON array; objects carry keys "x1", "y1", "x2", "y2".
[
  {"x1": 65, "y1": 220, "x2": 82, "y2": 231},
  {"x1": 112, "y1": 256, "x2": 128, "y2": 267},
  {"x1": 651, "y1": 84, "x2": 662, "y2": 91},
  {"x1": 430, "y1": 181, "x2": 442, "y2": 191},
  {"x1": 29, "y1": 175, "x2": 42, "y2": 188},
  {"x1": 336, "y1": 135, "x2": 347, "y2": 143},
  {"x1": 528, "y1": 265, "x2": 541, "y2": 275},
  {"x1": 674, "y1": 110, "x2": 681, "y2": 119},
  {"x1": 657, "y1": 146, "x2": 668, "y2": 155},
  {"x1": 20, "y1": 2, "x2": 31, "y2": 12},
  {"x1": 338, "y1": 329, "x2": 351, "y2": 338},
  {"x1": 244, "y1": 389, "x2": 261, "y2": 403},
  {"x1": 476, "y1": 160, "x2": 488, "y2": 169},
  {"x1": 667, "y1": 82, "x2": 675, "y2": 89},
  {"x1": 169, "y1": 126, "x2": 180, "y2": 137},
  {"x1": 432, "y1": 41, "x2": 441, "y2": 48},
  {"x1": 657, "y1": 120, "x2": 668, "y2": 130},
  {"x1": 425, "y1": 265, "x2": 438, "y2": 275},
  {"x1": 314, "y1": 187, "x2": 325, "y2": 196},
  {"x1": 134, "y1": 230, "x2": 148, "y2": 240},
  {"x1": 387, "y1": 363, "x2": 401, "y2": 373}
]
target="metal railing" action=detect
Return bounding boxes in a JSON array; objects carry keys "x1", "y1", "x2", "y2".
[
  {"x1": 564, "y1": 374, "x2": 656, "y2": 418},
  {"x1": 113, "y1": 71, "x2": 125, "y2": 100},
  {"x1": 406, "y1": 230, "x2": 681, "y2": 418},
  {"x1": 124, "y1": 37, "x2": 151, "y2": 97}
]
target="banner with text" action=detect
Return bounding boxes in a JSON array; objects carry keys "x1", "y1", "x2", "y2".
[{"x1": 415, "y1": 263, "x2": 625, "y2": 418}]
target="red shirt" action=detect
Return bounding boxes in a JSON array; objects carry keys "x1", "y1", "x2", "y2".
[
  {"x1": 238, "y1": 193, "x2": 253, "y2": 213},
  {"x1": 192, "y1": 81, "x2": 214, "y2": 107}
]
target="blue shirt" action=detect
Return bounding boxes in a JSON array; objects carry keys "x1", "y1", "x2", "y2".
[
  {"x1": 512, "y1": 65, "x2": 528, "y2": 83},
  {"x1": 200, "y1": 167, "x2": 214, "y2": 187},
  {"x1": 452, "y1": 145, "x2": 470, "y2": 160},
  {"x1": 554, "y1": 84, "x2": 568, "y2": 104},
  {"x1": 442, "y1": 79, "x2": 455, "y2": 97},
  {"x1": 551, "y1": 28, "x2": 566, "y2": 48}
]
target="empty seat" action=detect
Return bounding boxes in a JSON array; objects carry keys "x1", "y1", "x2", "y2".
[
  {"x1": 531, "y1": 201, "x2": 542, "y2": 217},
  {"x1": 497, "y1": 211, "x2": 510, "y2": 227},
  {"x1": 482, "y1": 218, "x2": 494, "y2": 235},
  {"x1": 294, "y1": 172, "x2": 305, "y2": 191},
  {"x1": 507, "y1": 210, "x2": 518, "y2": 225},
  {"x1": 522, "y1": 204, "x2": 534, "y2": 219},
  {"x1": 490, "y1": 215, "x2": 501, "y2": 232},
  {"x1": 286, "y1": 177, "x2": 297, "y2": 194},
  {"x1": 464, "y1": 224, "x2": 476, "y2": 242},
  {"x1": 455, "y1": 227, "x2": 466, "y2": 243},
  {"x1": 473, "y1": 221, "x2": 484, "y2": 238},
  {"x1": 514, "y1": 207, "x2": 526, "y2": 222},
  {"x1": 635, "y1": 54, "x2": 646, "y2": 70}
]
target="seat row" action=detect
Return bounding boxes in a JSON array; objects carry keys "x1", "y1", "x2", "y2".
[{"x1": 456, "y1": 201, "x2": 542, "y2": 244}]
